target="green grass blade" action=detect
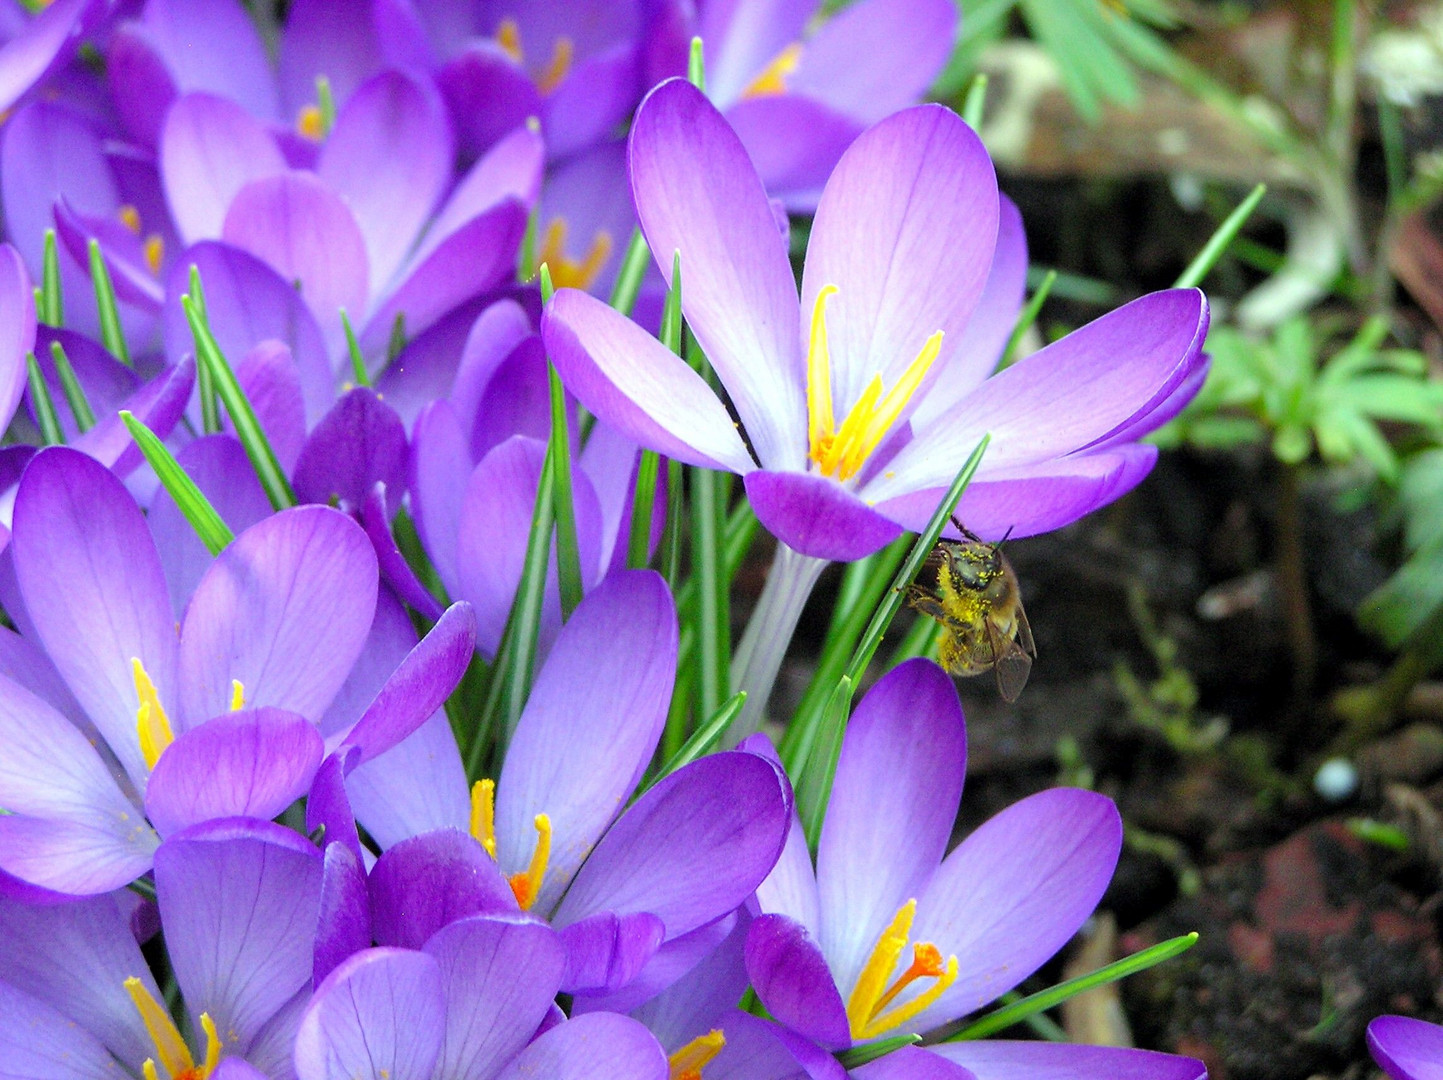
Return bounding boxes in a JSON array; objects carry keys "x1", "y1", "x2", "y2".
[
  {"x1": 340, "y1": 308, "x2": 370, "y2": 387},
  {"x1": 25, "y1": 352, "x2": 63, "y2": 445},
  {"x1": 627, "y1": 450, "x2": 662, "y2": 569},
  {"x1": 886, "y1": 610, "x2": 942, "y2": 669},
  {"x1": 121, "y1": 411, "x2": 234, "y2": 555},
  {"x1": 39, "y1": 229, "x2": 62, "y2": 327},
  {"x1": 835, "y1": 1035, "x2": 921, "y2": 1070},
  {"x1": 797, "y1": 675, "x2": 851, "y2": 849},
  {"x1": 999, "y1": 269, "x2": 1056, "y2": 369},
  {"x1": 1173, "y1": 183, "x2": 1266, "y2": 289},
  {"x1": 643, "y1": 690, "x2": 746, "y2": 797},
  {"x1": 961, "y1": 73, "x2": 988, "y2": 130},
  {"x1": 607, "y1": 228, "x2": 652, "y2": 316},
  {"x1": 688, "y1": 36, "x2": 705, "y2": 90},
  {"x1": 691, "y1": 465, "x2": 730, "y2": 717},
  {"x1": 539, "y1": 265, "x2": 584, "y2": 619},
  {"x1": 663, "y1": 457, "x2": 685, "y2": 586},
  {"x1": 88, "y1": 239, "x2": 129, "y2": 365},
  {"x1": 49, "y1": 341, "x2": 95, "y2": 432}
]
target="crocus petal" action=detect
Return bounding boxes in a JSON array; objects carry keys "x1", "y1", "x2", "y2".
[
  {"x1": 368, "y1": 829, "x2": 516, "y2": 950},
  {"x1": 134, "y1": 0, "x2": 279, "y2": 122},
  {"x1": 544, "y1": 288, "x2": 756, "y2": 473},
  {"x1": 0, "y1": 622, "x2": 86, "y2": 730},
  {"x1": 755, "y1": 809, "x2": 821, "y2": 937},
  {"x1": 629, "y1": 78, "x2": 804, "y2": 470},
  {"x1": 156, "y1": 819, "x2": 323, "y2": 1050},
  {"x1": 745, "y1": 913, "x2": 851, "y2": 1050},
  {"x1": 558, "y1": 910, "x2": 666, "y2": 995},
  {"x1": 437, "y1": 44, "x2": 543, "y2": 162},
  {"x1": 799, "y1": 105, "x2": 997, "y2": 418},
  {"x1": 107, "y1": 23, "x2": 178, "y2": 148},
  {"x1": 0, "y1": 978, "x2": 121, "y2": 1080},
  {"x1": 701, "y1": 1009, "x2": 847, "y2": 1080},
  {"x1": 701, "y1": 0, "x2": 814, "y2": 106},
  {"x1": 421, "y1": 126, "x2": 545, "y2": 257},
  {"x1": 1370, "y1": 1015, "x2": 1443, "y2": 1080},
  {"x1": 542, "y1": 43, "x2": 641, "y2": 161},
  {"x1": 144, "y1": 708, "x2": 325, "y2": 837},
  {"x1": 495, "y1": 570, "x2": 677, "y2": 909},
  {"x1": 581, "y1": 912, "x2": 743, "y2": 1021},
  {"x1": 931, "y1": 1042, "x2": 1206, "y2": 1080},
  {"x1": 911, "y1": 788, "x2": 1122, "y2": 1027},
  {"x1": 0, "y1": 0, "x2": 101, "y2": 115},
  {"x1": 495, "y1": 1013, "x2": 669, "y2": 1080},
  {"x1": 817, "y1": 659, "x2": 965, "y2": 995},
  {"x1": 295, "y1": 948, "x2": 445, "y2": 1080},
  {"x1": 425, "y1": 914, "x2": 567, "y2": 1080},
  {"x1": 855, "y1": 1047, "x2": 975, "y2": 1080},
  {"x1": 307, "y1": 748, "x2": 363, "y2": 861},
  {"x1": 725, "y1": 95, "x2": 863, "y2": 212},
  {"x1": 743, "y1": 469, "x2": 903, "y2": 561},
  {"x1": 179, "y1": 506, "x2": 378, "y2": 725},
  {"x1": 160, "y1": 93, "x2": 286, "y2": 245},
  {"x1": 468, "y1": 335, "x2": 549, "y2": 460},
  {"x1": 235, "y1": 339, "x2": 308, "y2": 473},
  {"x1": 553, "y1": 752, "x2": 789, "y2": 940},
  {"x1": 54, "y1": 196, "x2": 166, "y2": 312},
  {"x1": 277, "y1": 0, "x2": 384, "y2": 119},
  {"x1": 213, "y1": 1059, "x2": 271, "y2": 1080},
  {"x1": 360, "y1": 487, "x2": 446, "y2": 623},
  {"x1": 409, "y1": 400, "x2": 469, "y2": 597},
  {"x1": 314, "y1": 839, "x2": 372, "y2": 987},
  {"x1": 29, "y1": 327, "x2": 137, "y2": 443},
  {"x1": 292, "y1": 387, "x2": 409, "y2": 511},
  {"x1": 319, "y1": 69, "x2": 453, "y2": 295},
  {"x1": 72, "y1": 358, "x2": 196, "y2": 479},
  {"x1": 0, "y1": 244, "x2": 34, "y2": 433},
  {"x1": 12, "y1": 446, "x2": 177, "y2": 789}
]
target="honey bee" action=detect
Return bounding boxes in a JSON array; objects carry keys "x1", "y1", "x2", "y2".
[{"x1": 904, "y1": 517, "x2": 1036, "y2": 702}]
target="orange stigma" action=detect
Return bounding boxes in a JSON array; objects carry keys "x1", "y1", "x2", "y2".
[
  {"x1": 507, "y1": 812, "x2": 552, "y2": 910},
  {"x1": 845, "y1": 900, "x2": 958, "y2": 1040},
  {"x1": 668, "y1": 1029, "x2": 725, "y2": 1080}
]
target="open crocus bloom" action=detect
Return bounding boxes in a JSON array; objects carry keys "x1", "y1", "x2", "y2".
[
  {"x1": 545, "y1": 79, "x2": 1209, "y2": 562},
  {"x1": 1370, "y1": 1015, "x2": 1443, "y2": 1080}
]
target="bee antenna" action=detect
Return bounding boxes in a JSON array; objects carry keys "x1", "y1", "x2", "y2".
[
  {"x1": 948, "y1": 513, "x2": 965, "y2": 535},
  {"x1": 994, "y1": 525, "x2": 1017, "y2": 551}
]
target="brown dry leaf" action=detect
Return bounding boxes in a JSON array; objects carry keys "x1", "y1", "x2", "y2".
[{"x1": 1062, "y1": 912, "x2": 1135, "y2": 1046}]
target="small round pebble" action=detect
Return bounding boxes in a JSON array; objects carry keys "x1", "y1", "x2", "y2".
[{"x1": 1314, "y1": 757, "x2": 1359, "y2": 802}]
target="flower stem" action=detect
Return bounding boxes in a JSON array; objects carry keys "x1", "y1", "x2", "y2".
[{"x1": 1275, "y1": 460, "x2": 1316, "y2": 706}]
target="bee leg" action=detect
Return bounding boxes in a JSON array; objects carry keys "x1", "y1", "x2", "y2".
[{"x1": 906, "y1": 593, "x2": 952, "y2": 625}]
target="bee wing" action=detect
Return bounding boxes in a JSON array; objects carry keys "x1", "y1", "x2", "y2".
[
  {"x1": 987, "y1": 620, "x2": 1033, "y2": 703},
  {"x1": 1015, "y1": 599, "x2": 1037, "y2": 658}
]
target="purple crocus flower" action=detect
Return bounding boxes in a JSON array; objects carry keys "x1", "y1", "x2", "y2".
[
  {"x1": 0, "y1": 817, "x2": 324, "y2": 1078},
  {"x1": 1369, "y1": 1015, "x2": 1443, "y2": 1080},
  {"x1": 0, "y1": 446, "x2": 474, "y2": 895}
]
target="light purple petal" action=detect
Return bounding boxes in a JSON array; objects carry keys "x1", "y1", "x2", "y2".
[
  {"x1": 422, "y1": 126, "x2": 545, "y2": 258},
  {"x1": 911, "y1": 788, "x2": 1123, "y2": 1027},
  {"x1": 53, "y1": 196, "x2": 166, "y2": 312},
  {"x1": 160, "y1": 93, "x2": 286, "y2": 245},
  {"x1": 376, "y1": 298, "x2": 514, "y2": 430},
  {"x1": 314, "y1": 839, "x2": 372, "y2": 987},
  {"x1": 156, "y1": 818, "x2": 323, "y2": 1050},
  {"x1": 699, "y1": 1009, "x2": 848, "y2": 1080},
  {"x1": 0, "y1": 0, "x2": 101, "y2": 115},
  {"x1": 496, "y1": 570, "x2": 677, "y2": 910},
  {"x1": 349, "y1": 712, "x2": 470, "y2": 848},
  {"x1": 544, "y1": 288, "x2": 756, "y2": 473},
  {"x1": 744, "y1": 468, "x2": 903, "y2": 561},
  {"x1": 107, "y1": 23, "x2": 179, "y2": 149},
  {"x1": 294, "y1": 947, "x2": 445, "y2": 1080},
  {"x1": 629, "y1": 78, "x2": 804, "y2": 470},
  {"x1": 12, "y1": 446, "x2": 177, "y2": 789},
  {"x1": 855, "y1": 1046, "x2": 975, "y2": 1080},
  {"x1": 0, "y1": 978, "x2": 121, "y2": 1080},
  {"x1": 581, "y1": 911, "x2": 743, "y2": 1021},
  {"x1": 1370, "y1": 1015, "x2": 1443, "y2": 1080},
  {"x1": 368, "y1": 829, "x2": 516, "y2": 949},
  {"x1": 541, "y1": 43, "x2": 641, "y2": 161},
  {"x1": 553, "y1": 752, "x2": 789, "y2": 939},
  {"x1": 746, "y1": 913, "x2": 851, "y2": 1050},
  {"x1": 360, "y1": 485, "x2": 447, "y2": 622},
  {"x1": 72, "y1": 358, "x2": 196, "y2": 479},
  {"x1": 495, "y1": 1012, "x2": 669, "y2": 1080},
  {"x1": 278, "y1": 0, "x2": 384, "y2": 120},
  {"x1": 292, "y1": 386, "x2": 408, "y2": 511},
  {"x1": 558, "y1": 909, "x2": 666, "y2": 995},
  {"x1": 701, "y1": 0, "x2": 815, "y2": 106},
  {"x1": 0, "y1": 244, "x2": 34, "y2": 433},
  {"x1": 725, "y1": 95, "x2": 863, "y2": 212},
  {"x1": 235, "y1": 339, "x2": 309, "y2": 473},
  {"x1": 408, "y1": 399, "x2": 470, "y2": 597},
  {"x1": 136, "y1": 0, "x2": 280, "y2": 122},
  {"x1": 817, "y1": 659, "x2": 965, "y2": 995},
  {"x1": 931, "y1": 1042, "x2": 1206, "y2": 1080},
  {"x1": 144, "y1": 707, "x2": 325, "y2": 837},
  {"x1": 307, "y1": 748, "x2": 363, "y2": 861},
  {"x1": 755, "y1": 810, "x2": 821, "y2": 937},
  {"x1": 0, "y1": 622, "x2": 87, "y2": 730},
  {"x1": 178, "y1": 506, "x2": 378, "y2": 725},
  {"x1": 468, "y1": 335, "x2": 549, "y2": 460},
  {"x1": 436, "y1": 44, "x2": 542, "y2": 162}
]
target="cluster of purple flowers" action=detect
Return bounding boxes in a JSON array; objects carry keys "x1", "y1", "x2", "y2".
[{"x1": 0, "y1": 1, "x2": 1388, "y2": 1078}]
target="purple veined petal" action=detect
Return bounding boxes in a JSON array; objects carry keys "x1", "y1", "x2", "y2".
[
  {"x1": 107, "y1": 23, "x2": 179, "y2": 149},
  {"x1": 54, "y1": 196, "x2": 166, "y2": 312},
  {"x1": 469, "y1": 335, "x2": 549, "y2": 461},
  {"x1": 316, "y1": 585, "x2": 422, "y2": 740},
  {"x1": 163, "y1": 241, "x2": 333, "y2": 424},
  {"x1": 452, "y1": 300, "x2": 537, "y2": 436},
  {"x1": 178, "y1": 505, "x2": 378, "y2": 726},
  {"x1": 292, "y1": 386, "x2": 409, "y2": 511},
  {"x1": 877, "y1": 290, "x2": 1210, "y2": 501},
  {"x1": 931, "y1": 1042, "x2": 1206, "y2": 1080},
  {"x1": 243, "y1": 985, "x2": 310, "y2": 1078},
  {"x1": 278, "y1": 0, "x2": 385, "y2": 121},
  {"x1": 221, "y1": 170, "x2": 371, "y2": 343},
  {"x1": 408, "y1": 399, "x2": 469, "y2": 598},
  {"x1": 319, "y1": 69, "x2": 453, "y2": 297},
  {"x1": 578, "y1": 419, "x2": 648, "y2": 577},
  {"x1": 743, "y1": 468, "x2": 903, "y2": 561},
  {"x1": 12, "y1": 446, "x2": 177, "y2": 790},
  {"x1": 155, "y1": 818, "x2": 323, "y2": 1052},
  {"x1": 307, "y1": 747, "x2": 363, "y2": 861},
  {"x1": 338, "y1": 601, "x2": 476, "y2": 765},
  {"x1": 144, "y1": 707, "x2": 325, "y2": 838},
  {"x1": 376, "y1": 298, "x2": 516, "y2": 431},
  {"x1": 1093, "y1": 350, "x2": 1210, "y2": 451},
  {"x1": 436, "y1": 44, "x2": 542, "y2": 163},
  {"x1": 160, "y1": 93, "x2": 287, "y2": 246},
  {"x1": 133, "y1": 0, "x2": 280, "y2": 123},
  {"x1": 745, "y1": 913, "x2": 850, "y2": 1050},
  {"x1": 368, "y1": 829, "x2": 517, "y2": 949},
  {"x1": 0, "y1": 672, "x2": 157, "y2": 895},
  {"x1": 755, "y1": 810, "x2": 821, "y2": 936},
  {"x1": 700, "y1": 0, "x2": 815, "y2": 107},
  {"x1": 0, "y1": 892, "x2": 157, "y2": 1070},
  {"x1": 541, "y1": 42, "x2": 641, "y2": 162},
  {"x1": 347, "y1": 711, "x2": 470, "y2": 849},
  {"x1": 697, "y1": 1009, "x2": 847, "y2": 1080},
  {"x1": 725, "y1": 95, "x2": 863, "y2": 213},
  {"x1": 553, "y1": 752, "x2": 789, "y2": 940},
  {"x1": 912, "y1": 195, "x2": 1029, "y2": 427},
  {"x1": 424, "y1": 913, "x2": 567, "y2": 1080},
  {"x1": 630, "y1": 79, "x2": 805, "y2": 471},
  {"x1": 495, "y1": 570, "x2": 678, "y2": 910},
  {"x1": 360, "y1": 487, "x2": 447, "y2": 622},
  {"x1": 314, "y1": 838, "x2": 372, "y2": 987},
  {"x1": 0, "y1": 977, "x2": 121, "y2": 1080},
  {"x1": 1370, "y1": 1015, "x2": 1443, "y2": 1080},
  {"x1": 579, "y1": 911, "x2": 743, "y2": 1021},
  {"x1": 0, "y1": 0, "x2": 102, "y2": 116},
  {"x1": 235, "y1": 339, "x2": 309, "y2": 473},
  {"x1": 0, "y1": 244, "x2": 35, "y2": 434},
  {"x1": 790, "y1": 0, "x2": 956, "y2": 125},
  {"x1": 213, "y1": 1058, "x2": 271, "y2": 1080},
  {"x1": 799, "y1": 105, "x2": 998, "y2": 424},
  {"x1": 294, "y1": 947, "x2": 446, "y2": 1080},
  {"x1": 423, "y1": 125, "x2": 545, "y2": 258},
  {"x1": 0, "y1": 622, "x2": 88, "y2": 731},
  {"x1": 910, "y1": 788, "x2": 1123, "y2": 1029},
  {"x1": 855, "y1": 1046, "x2": 975, "y2": 1080},
  {"x1": 73, "y1": 358, "x2": 197, "y2": 479},
  {"x1": 875, "y1": 444, "x2": 1159, "y2": 543},
  {"x1": 496, "y1": 1012, "x2": 669, "y2": 1080},
  {"x1": 544, "y1": 289, "x2": 755, "y2": 473},
  {"x1": 149, "y1": 434, "x2": 272, "y2": 617},
  {"x1": 816, "y1": 659, "x2": 965, "y2": 995},
  {"x1": 557, "y1": 909, "x2": 665, "y2": 996}
]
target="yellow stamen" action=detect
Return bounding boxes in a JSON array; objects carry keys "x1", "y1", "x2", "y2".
[
  {"x1": 124, "y1": 977, "x2": 195, "y2": 1078},
  {"x1": 668, "y1": 1029, "x2": 726, "y2": 1080},
  {"x1": 469, "y1": 778, "x2": 497, "y2": 858},
  {"x1": 495, "y1": 17, "x2": 522, "y2": 61},
  {"x1": 844, "y1": 900, "x2": 958, "y2": 1040},
  {"x1": 296, "y1": 104, "x2": 323, "y2": 141},
  {"x1": 143, "y1": 1061, "x2": 161, "y2": 1080},
  {"x1": 144, "y1": 234, "x2": 164, "y2": 276},
  {"x1": 741, "y1": 43, "x2": 802, "y2": 99},
  {"x1": 196, "y1": 1013, "x2": 222, "y2": 1077},
  {"x1": 538, "y1": 219, "x2": 613, "y2": 291},
  {"x1": 806, "y1": 285, "x2": 839, "y2": 457},
  {"x1": 118, "y1": 204, "x2": 141, "y2": 234},
  {"x1": 229, "y1": 680, "x2": 244, "y2": 712},
  {"x1": 536, "y1": 36, "x2": 574, "y2": 94},
  {"x1": 133, "y1": 658, "x2": 174, "y2": 769},
  {"x1": 819, "y1": 373, "x2": 882, "y2": 478},
  {"x1": 507, "y1": 812, "x2": 551, "y2": 910}
]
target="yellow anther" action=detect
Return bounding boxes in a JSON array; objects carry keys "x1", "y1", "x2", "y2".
[
  {"x1": 469, "y1": 778, "x2": 497, "y2": 858},
  {"x1": 133, "y1": 658, "x2": 174, "y2": 770},
  {"x1": 668, "y1": 1029, "x2": 726, "y2": 1080},
  {"x1": 143, "y1": 234, "x2": 164, "y2": 276},
  {"x1": 806, "y1": 285, "x2": 839, "y2": 457},
  {"x1": 538, "y1": 219, "x2": 613, "y2": 291},
  {"x1": 125, "y1": 976, "x2": 195, "y2": 1079},
  {"x1": 297, "y1": 104, "x2": 324, "y2": 141},
  {"x1": 229, "y1": 680, "x2": 244, "y2": 712},
  {"x1": 536, "y1": 36, "x2": 574, "y2": 94},
  {"x1": 507, "y1": 812, "x2": 552, "y2": 910},
  {"x1": 741, "y1": 43, "x2": 802, "y2": 98},
  {"x1": 496, "y1": 17, "x2": 522, "y2": 61},
  {"x1": 845, "y1": 900, "x2": 958, "y2": 1041},
  {"x1": 118, "y1": 204, "x2": 141, "y2": 234},
  {"x1": 197, "y1": 1012, "x2": 222, "y2": 1077}
]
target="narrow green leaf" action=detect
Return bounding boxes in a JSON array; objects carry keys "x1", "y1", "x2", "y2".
[
  {"x1": 688, "y1": 36, "x2": 705, "y2": 90},
  {"x1": 660, "y1": 251, "x2": 682, "y2": 354},
  {"x1": 998, "y1": 269, "x2": 1056, "y2": 369},
  {"x1": 518, "y1": 203, "x2": 540, "y2": 283},
  {"x1": 663, "y1": 457, "x2": 686, "y2": 586},
  {"x1": 798, "y1": 675, "x2": 851, "y2": 850},
  {"x1": 340, "y1": 308, "x2": 370, "y2": 387},
  {"x1": 189, "y1": 268, "x2": 221, "y2": 434},
  {"x1": 547, "y1": 357, "x2": 584, "y2": 618},
  {"x1": 49, "y1": 341, "x2": 95, "y2": 432},
  {"x1": 608, "y1": 228, "x2": 653, "y2": 316},
  {"x1": 947, "y1": 932, "x2": 1199, "y2": 1041},
  {"x1": 315, "y1": 74, "x2": 336, "y2": 137},
  {"x1": 643, "y1": 691, "x2": 746, "y2": 797},
  {"x1": 627, "y1": 450, "x2": 662, "y2": 569},
  {"x1": 692, "y1": 464, "x2": 730, "y2": 717},
  {"x1": 835, "y1": 1034, "x2": 921, "y2": 1070},
  {"x1": 88, "y1": 239, "x2": 129, "y2": 365},
  {"x1": 39, "y1": 229, "x2": 62, "y2": 327},
  {"x1": 1173, "y1": 183, "x2": 1266, "y2": 289},
  {"x1": 961, "y1": 72, "x2": 988, "y2": 130},
  {"x1": 121, "y1": 411, "x2": 234, "y2": 556},
  {"x1": 25, "y1": 352, "x2": 63, "y2": 446},
  {"x1": 387, "y1": 312, "x2": 407, "y2": 363},
  {"x1": 887, "y1": 609, "x2": 942, "y2": 669}
]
